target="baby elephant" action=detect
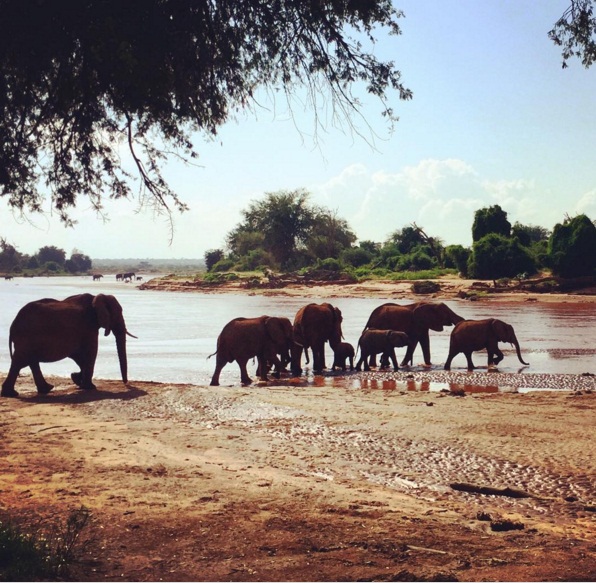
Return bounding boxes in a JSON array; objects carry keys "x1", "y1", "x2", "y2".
[
  {"x1": 355, "y1": 329, "x2": 410, "y2": 372},
  {"x1": 332, "y1": 341, "x2": 355, "y2": 371}
]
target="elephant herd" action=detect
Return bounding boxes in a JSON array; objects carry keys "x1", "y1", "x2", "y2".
[
  {"x1": 0, "y1": 294, "x2": 529, "y2": 398},
  {"x1": 208, "y1": 300, "x2": 528, "y2": 386}
]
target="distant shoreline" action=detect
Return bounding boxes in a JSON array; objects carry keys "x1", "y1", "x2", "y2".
[{"x1": 139, "y1": 273, "x2": 596, "y2": 303}]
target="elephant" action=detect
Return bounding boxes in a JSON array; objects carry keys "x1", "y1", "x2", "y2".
[
  {"x1": 331, "y1": 341, "x2": 355, "y2": 371},
  {"x1": 115, "y1": 273, "x2": 123, "y2": 281},
  {"x1": 209, "y1": 315, "x2": 293, "y2": 386},
  {"x1": 291, "y1": 302, "x2": 343, "y2": 375},
  {"x1": 123, "y1": 272, "x2": 135, "y2": 282},
  {"x1": 92, "y1": 274, "x2": 103, "y2": 281},
  {"x1": 355, "y1": 329, "x2": 410, "y2": 372},
  {"x1": 1, "y1": 293, "x2": 135, "y2": 397},
  {"x1": 444, "y1": 318, "x2": 529, "y2": 371},
  {"x1": 363, "y1": 301, "x2": 464, "y2": 367}
]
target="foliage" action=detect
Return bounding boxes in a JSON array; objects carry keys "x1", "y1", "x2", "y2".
[
  {"x1": 204, "y1": 249, "x2": 224, "y2": 272},
  {"x1": 0, "y1": 0, "x2": 411, "y2": 224},
  {"x1": 0, "y1": 506, "x2": 91, "y2": 581},
  {"x1": 548, "y1": 213, "x2": 596, "y2": 277},
  {"x1": 444, "y1": 244, "x2": 470, "y2": 277},
  {"x1": 471, "y1": 205, "x2": 512, "y2": 242},
  {"x1": 468, "y1": 233, "x2": 537, "y2": 281},
  {"x1": 314, "y1": 258, "x2": 343, "y2": 272},
  {"x1": 0, "y1": 241, "x2": 93, "y2": 275},
  {"x1": 37, "y1": 246, "x2": 66, "y2": 266},
  {"x1": 340, "y1": 246, "x2": 375, "y2": 268},
  {"x1": 211, "y1": 258, "x2": 236, "y2": 273},
  {"x1": 226, "y1": 190, "x2": 355, "y2": 270},
  {"x1": 511, "y1": 222, "x2": 551, "y2": 247},
  {"x1": 549, "y1": 0, "x2": 596, "y2": 68},
  {"x1": 65, "y1": 252, "x2": 92, "y2": 274}
]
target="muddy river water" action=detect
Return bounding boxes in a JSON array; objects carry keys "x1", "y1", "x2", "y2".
[{"x1": 0, "y1": 276, "x2": 594, "y2": 387}]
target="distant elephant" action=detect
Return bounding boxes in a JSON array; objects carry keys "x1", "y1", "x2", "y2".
[
  {"x1": 123, "y1": 272, "x2": 135, "y2": 282},
  {"x1": 332, "y1": 341, "x2": 355, "y2": 371},
  {"x1": 209, "y1": 315, "x2": 294, "y2": 386},
  {"x1": 363, "y1": 301, "x2": 464, "y2": 367},
  {"x1": 355, "y1": 329, "x2": 410, "y2": 372},
  {"x1": 291, "y1": 302, "x2": 343, "y2": 375},
  {"x1": 115, "y1": 273, "x2": 123, "y2": 281},
  {"x1": 1, "y1": 293, "x2": 135, "y2": 397},
  {"x1": 4, "y1": 275, "x2": 13, "y2": 280},
  {"x1": 444, "y1": 318, "x2": 529, "y2": 371},
  {"x1": 92, "y1": 274, "x2": 103, "y2": 281}
]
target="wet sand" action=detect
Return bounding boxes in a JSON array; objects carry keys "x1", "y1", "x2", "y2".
[{"x1": 1, "y1": 278, "x2": 595, "y2": 581}]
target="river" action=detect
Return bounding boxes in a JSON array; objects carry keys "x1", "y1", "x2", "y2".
[{"x1": 0, "y1": 276, "x2": 594, "y2": 387}]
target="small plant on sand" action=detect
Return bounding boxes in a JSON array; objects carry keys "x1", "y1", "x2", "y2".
[{"x1": 0, "y1": 506, "x2": 92, "y2": 581}]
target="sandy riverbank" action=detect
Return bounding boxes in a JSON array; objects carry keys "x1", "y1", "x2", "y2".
[{"x1": 1, "y1": 279, "x2": 595, "y2": 581}]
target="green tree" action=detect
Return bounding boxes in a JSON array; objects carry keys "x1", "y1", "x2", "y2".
[
  {"x1": 468, "y1": 234, "x2": 536, "y2": 282},
  {"x1": 65, "y1": 252, "x2": 92, "y2": 273},
  {"x1": 306, "y1": 210, "x2": 356, "y2": 261},
  {"x1": 36, "y1": 245, "x2": 66, "y2": 267},
  {"x1": 444, "y1": 244, "x2": 471, "y2": 277},
  {"x1": 550, "y1": 0, "x2": 596, "y2": 68},
  {"x1": 0, "y1": 239, "x2": 21, "y2": 272},
  {"x1": 0, "y1": 1, "x2": 411, "y2": 223},
  {"x1": 204, "y1": 249, "x2": 224, "y2": 272},
  {"x1": 472, "y1": 205, "x2": 512, "y2": 242},
  {"x1": 548, "y1": 214, "x2": 596, "y2": 277},
  {"x1": 511, "y1": 222, "x2": 550, "y2": 247},
  {"x1": 229, "y1": 190, "x2": 316, "y2": 270}
]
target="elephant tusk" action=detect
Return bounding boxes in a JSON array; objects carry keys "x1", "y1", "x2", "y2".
[
  {"x1": 293, "y1": 340, "x2": 304, "y2": 347},
  {"x1": 126, "y1": 330, "x2": 138, "y2": 339}
]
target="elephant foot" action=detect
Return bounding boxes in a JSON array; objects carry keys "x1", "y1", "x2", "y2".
[
  {"x1": 79, "y1": 382, "x2": 97, "y2": 391},
  {"x1": 1, "y1": 387, "x2": 19, "y2": 398},
  {"x1": 241, "y1": 377, "x2": 253, "y2": 386},
  {"x1": 36, "y1": 383, "x2": 54, "y2": 395},
  {"x1": 71, "y1": 372, "x2": 83, "y2": 387}
]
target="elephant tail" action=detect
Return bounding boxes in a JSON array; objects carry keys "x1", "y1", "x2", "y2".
[{"x1": 207, "y1": 350, "x2": 217, "y2": 360}]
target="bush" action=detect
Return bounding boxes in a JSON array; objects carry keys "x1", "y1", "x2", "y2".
[
  {"x1": 548, "y1": 214, "x2": 596, "y2": 277},
  {"x1": 411, "y1": 280, "x2": 441, "y2": 294},
  {"x1": 315, "y1": 257, "x2": 343, "y2": 271},
  {"x1": 468, "y1": 234, "x2": 536, "y2": 281},
  {"x1": 211, "y1": 258, "x2": 236, "y2": 272},
  {"x1": 340, "y1": 247, "x2": 373, "y2": 267},
  {"x1": 0, "y1": 506, "x2": 91, "y2": 581}
]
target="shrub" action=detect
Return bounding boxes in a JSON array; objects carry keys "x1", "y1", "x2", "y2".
[
  {"x1": 548, "y1": 214, "x2": 596, "y2": 277},
  {"x1": 211, "y1": 258, "x2": 235, "y2": 272},
  {"x1": 411, "y1": 280, "x2": 441, "y2": 294},
  {"x1": 315, "y1": 257, "x2": 343, "y2": 272}
]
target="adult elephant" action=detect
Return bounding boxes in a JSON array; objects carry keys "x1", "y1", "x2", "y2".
[
  {"x1": 92, "y1": 274, "x2": 103, "y2": 281},
  {"x1": 291, "y1": 302, "x2": 343, "y2": 375},
  {"x1": 209, "y1": 315, "x2": 293, "y2": 386},
  {"x1": 363, "y1": 301, "x2": 464, "y2": 367},
  {"x1": 444, "y1": 318, "x2": 529, "y2": 371},
  {"x1": 1, "y1": 294, "x2": 135, "y2": 397}
]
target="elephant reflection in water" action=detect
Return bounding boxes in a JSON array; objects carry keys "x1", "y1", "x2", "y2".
[
  {"x1": 444, "y1": 318, "x2": 529, "y2": 371},
  {"x1": 209, "y1": 315, "x2": 293, "y2": 386}
]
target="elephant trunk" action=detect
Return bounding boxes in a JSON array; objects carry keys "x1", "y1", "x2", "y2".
[
  {"x1": 512, "y1": 336, "x2": 529, "y2": 366},
  {"x1": 115, "y1": 331, "x2": 128, "y2": 383}
]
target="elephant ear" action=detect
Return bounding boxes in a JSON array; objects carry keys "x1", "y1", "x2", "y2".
[
  {"x1": 491, "y1": 319, "x2": 512, "y2": 343},
  {"x1": 93, "y1": 294, "x2": 112, "y2": 336},
  {"x1": 413, "y1": 303, "x2": 444, "y2": 331},
  {"x1": 265, "y1": 317, "x2": 288, "y2": 346}
]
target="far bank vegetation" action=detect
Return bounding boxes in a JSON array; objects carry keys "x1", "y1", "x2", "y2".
[{"x1": 201, "y1": 190, "x2": 595, "y2": 293}]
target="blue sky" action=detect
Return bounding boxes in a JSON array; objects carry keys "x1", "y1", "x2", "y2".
[{"x1": 2, "y1": 0, "x2": 595, "y2": 259}]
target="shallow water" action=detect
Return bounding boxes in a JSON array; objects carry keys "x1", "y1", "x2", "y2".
[{"x1": 0, "y1": 276, "x2": 594, "y2": 387}]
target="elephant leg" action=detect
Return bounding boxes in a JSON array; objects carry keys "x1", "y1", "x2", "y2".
[
  {"x1": 238, "y1": 358, "x2": 252, "y2": 385},
  {"x1": 464, "y1": 352, "x2": 475, "y2": 371},
  {"x1": 368, "y1": 353, "x2": 378, "y2": 368},
  {"x1": 492, "y1": 348, "x2": 504, "y2": 365},
  {"x1": 209, "y1": 357, "x2": 226, "y2": 386},
  {"x1": 349, "y1": 356, "x2": 354, "y2": 371},
  {"x1": 312, "y1": 345, "x2": 324, "y2": 373},
  {"x1": 419, "y1": 333, "x2": 431, "y2": 365},
  {"x1": 387, "y1": 349, "x2": 399, "y2": 371},
  {"x1": 71, "y1": 354, "x2": 96, "y2": 390},
  {"x1": 30, "y1": 363, "x2": 54, "y2": 394},
  {"x1": 400, "y1": 342, "x2": 416, "y2": 367},
  {"x1": 444, "y1": 352, "x2": 455, "y2": 371},
  {"x1": 1, "y1": 359, "x2": 23, "y2": 397}
]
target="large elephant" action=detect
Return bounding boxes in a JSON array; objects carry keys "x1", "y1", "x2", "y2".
[
  {"x1": 1, "y1": 293, "x2": 134, "y2": 397},
  {"x1": 444, "y1": 318, "x2": 529, "y2": 371},
  {"x1": 209, "y1": 315, "x2": 293, "y2": 386},
  {"x1": 355, "y1": 329, "x2": 410, "y2": 372},
  {"x1": 291, "y1": 302, "x2": 343, "y2": 375},
  {"x1": 363, "y1": 301, "x2": 464, "y2": 367}
]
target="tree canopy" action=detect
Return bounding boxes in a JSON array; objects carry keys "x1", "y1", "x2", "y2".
[
  {"x1": 549, "y1": 0, "x2": 596, "y2": 68},
  {"x1": 548, "y1": 214, "x2": 596, "y2": 277},
  {"x1": 0, "y1": 0, "x2": 411, "y2": 224},
  {"x1": 471, "y1": 205, "x2": 511, "y2": 242}
]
